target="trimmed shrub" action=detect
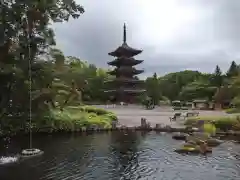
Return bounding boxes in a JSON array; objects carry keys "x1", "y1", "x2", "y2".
[
  {"x1": 225, "y1": 108, "x2": 240, "y2": 114},
  {"x1": 203, "y1": 123, "x2": 216, "y2": 135},
  {"x1": 0, "y1": 106, "x2": 117, "y2": 136},
  {"x1": 185, "y1": 116, "x2": 238, "y2": 131},
  {"x1": 79, "y1": 106, "x2": 108, "y2": 115}
]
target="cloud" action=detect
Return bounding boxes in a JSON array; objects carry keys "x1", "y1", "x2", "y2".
[{"x1": 52, "y1": 0, "x2": 240, "y2": 77}]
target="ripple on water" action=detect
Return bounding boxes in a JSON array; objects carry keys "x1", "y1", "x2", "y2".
[{"x1": 0, "y1": 132, "x2": 240, "y2": 180}]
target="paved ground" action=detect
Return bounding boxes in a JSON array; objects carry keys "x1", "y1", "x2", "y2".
[{"x1": 95, "y1": 105, "x2": 229, "y2": 127}]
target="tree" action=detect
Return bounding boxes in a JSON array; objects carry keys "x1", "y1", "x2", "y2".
[
  {"x1": 158, "y1": 70, "x2": 202, "y2": 101},
  {"x1": 226, "y1": 61, "x2": 239, "y2": 78},
  {"x1": 179, "y1": 80, "x2": 216, "y2": 101},
  {"x1": 214, "y1": 85, "x2": 233, "y2": 108},
  {"x1": 215, "y1": 65, "x2": 222, "y2": 75},
  {"x1": 51, "y1": 48, "x2": 65, "y2": 71},
  {"x1": 145, "y1": 72, "x2": 161, "y2": 105},
  {"x1": 153, "y1": 72, "x2": 157, "y2": 79},
  {"x1": 231, "y1": 95, "x2": 240, "y2": 108},
  {"x1": 229, "y1": 75, "x2": 240, "y2": 96},
  {"x1": 0, "y1": 0, "x2": 85, "y2": 119},
  {"x1": 211, "y1": 65, "x2": 223, "y2": 87}
]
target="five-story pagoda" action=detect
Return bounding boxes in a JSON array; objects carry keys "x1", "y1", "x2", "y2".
[{"x1": 105, "y1": 24, "x2": 145, "y2": 103}]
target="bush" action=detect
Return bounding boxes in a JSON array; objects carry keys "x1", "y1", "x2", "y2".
[
  {"x1": 104, "y1": 112, "x2": 118, "y2": 121},
  {"x1": 225, "y1": 108, "x2": 240, "y2": 114},
  {"x1": 232, "y1": 96, "x2": 240, "y2": 108},
  {"x1": 33, "y1": 105, "x2": 117, "y2": 133},
  {"x1": 79, "y1": 106, "x2": 108, "y2": 115},
  {"x1": 65, "y1": 105, "x2": 113, "y2": 115},
  {"x1": 185, "y1": 116, "x2": 238, "y2": 131},
  {"x1": 203, "y1": 123, "x2": 216, "y2": 135}
]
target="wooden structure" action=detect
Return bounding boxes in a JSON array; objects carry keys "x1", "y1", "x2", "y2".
[
  {"x1": 104, "y1": 24, "x2": 145, "y2": 102},
  {"x1": 192, "y1": 100, "x2": 208, "y2": 109},
  {"x1": 192, "y1": 100, "x2": 215, "y2": 110}
]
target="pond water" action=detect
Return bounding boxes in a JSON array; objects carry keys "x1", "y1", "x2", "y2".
[{"x1": 0, "y1": 132, "x2": 240, "y2": 180}]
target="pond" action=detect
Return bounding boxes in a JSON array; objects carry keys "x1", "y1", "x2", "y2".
[{"x1": 0, "y1": 132, "x2": 240, "y2": 180}]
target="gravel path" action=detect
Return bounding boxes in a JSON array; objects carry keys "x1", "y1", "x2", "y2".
[{"x1": 95, "y1": 105, "x2": 230, "y2": 128}]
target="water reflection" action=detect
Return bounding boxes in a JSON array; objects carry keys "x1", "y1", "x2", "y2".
[
  {"x1": 0, "y1": 132, "x2": 239, "y2": 180},
  {"x1": 109, "y1": 131, "x2": 142, "y2": 179}
]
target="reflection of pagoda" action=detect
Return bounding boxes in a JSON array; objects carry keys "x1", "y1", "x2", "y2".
[{"x1": 105, "y1": 23, "x2": 145, "y2": 103}]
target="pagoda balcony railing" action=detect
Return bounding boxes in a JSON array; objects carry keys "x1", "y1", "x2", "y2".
[
  {"x1": 107, "y1": 84, "x2": 144, "y2": 90},
  {"x1": 108, "y1": 68, "x2": 144, "y2": 76},
  {"x1": 104, "y1": 78, "x2": 144, "y2": 83}
]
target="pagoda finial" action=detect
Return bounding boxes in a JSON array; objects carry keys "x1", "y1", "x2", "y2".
[{"x1": 123, "y1": 23, "x2": 126, "y2": 43}]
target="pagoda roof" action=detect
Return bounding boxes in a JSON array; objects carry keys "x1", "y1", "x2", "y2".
[
  {"x1": 108, "y1": 23, "x2": 142, "y2": 57},
  {"x1": 104, "y1": 78, "x2": 145, "y2": 84},
  {"x1": 107, "y1": 57, "x2": 143, "y2": 66},
  {"x1": 108, "y1": 67, "x2": 144, "y2": 76},
  {"x1": 108, "y1": 43, "x2": 142, "y2": 57}
]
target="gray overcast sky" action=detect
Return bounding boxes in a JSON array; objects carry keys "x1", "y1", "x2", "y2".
[{"x1": 52, "y1": 0, "x2": 240, "y2": 78}]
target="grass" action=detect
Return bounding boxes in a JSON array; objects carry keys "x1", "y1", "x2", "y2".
[
  {"x1": 34, "y1": 105, "x2": 117, "y2": 133},
  {"x1": 185, "y1": 115, "x2": 240, "y2": 131}
]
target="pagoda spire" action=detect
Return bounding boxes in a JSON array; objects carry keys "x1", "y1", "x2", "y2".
[
  {"x1": 105, "y1": 23, "x2": 145, "y2": 102},
  {"x1": 123, "y1": 23, "x2": 126, "y2": 43}
]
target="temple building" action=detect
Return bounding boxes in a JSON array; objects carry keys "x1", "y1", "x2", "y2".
[{"x1": 105, "y1": 24, "x2": 145, "y2": 103}]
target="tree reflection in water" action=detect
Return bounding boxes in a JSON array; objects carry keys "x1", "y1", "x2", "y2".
[{"x1": 109, "y1": 131, "x2": 146, "y2": 179}]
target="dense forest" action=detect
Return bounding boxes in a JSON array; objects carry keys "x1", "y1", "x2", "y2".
[
  {"x1": 1, "y1": 0, "x2": 240, "y2": 135},
  {"x1": 145, "y1": 61, "x2": 240, "y2": 108}
]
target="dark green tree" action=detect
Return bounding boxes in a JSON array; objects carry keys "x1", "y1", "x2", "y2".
[
  {"x1": 145, "y1": 72, "x2": 161, "y2": 105},
  {"x1": 0, "y1": 0, "x2": 85, "y2": 119},
  {"x1": 226, "y1": 61, "x2": 239, "y2": 78},
  {"x1": 211, "y1": 65, "x2": 223, "y2": 87},
  {"x1": 158, "y1": 70, "x2": 202, "y2": 100}
]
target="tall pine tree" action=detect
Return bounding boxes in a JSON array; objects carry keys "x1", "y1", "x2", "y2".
[
  {"x1": 145, "y1": 72, "x2": 161, "y2": 105},
  {"x1": 226, "y1": 61, "x2": 239, "y2": 78},
  {"x1": 211, "y1": 65, "x2": 223, "y2": 87}
]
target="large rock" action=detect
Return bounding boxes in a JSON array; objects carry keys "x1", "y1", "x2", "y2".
[
  {"x1": 186, "y1": 132, "x2": 210, "y2": 142},
  {"x1": 186, "y1": 132, "x2": 223, "y2": 147},
  {"x1": 206, "y1": 138, "x2": 223, "y2": 147},
  {"x1": 172, "y1": 132, "x2": 189, "y2": 140}
]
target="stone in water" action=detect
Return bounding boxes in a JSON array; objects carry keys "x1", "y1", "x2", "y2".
[{"x1": 21, "y1": 148, "x2": 44, "y2": 158}]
